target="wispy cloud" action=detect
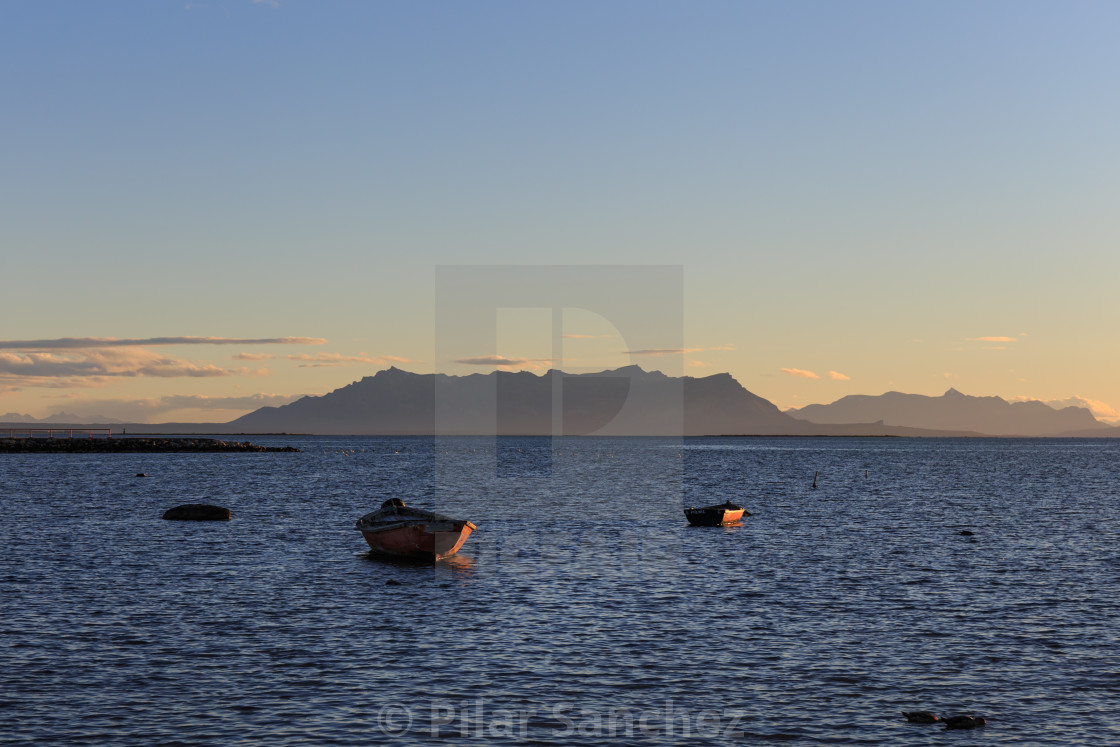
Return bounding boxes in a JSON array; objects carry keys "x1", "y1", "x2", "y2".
[
  {"x1": 0, "y1": 337, "x2": 326, "y2": 350},
  {"x1": 454, "y1": 356, "x2": 556, "y2": 370},
  {"x1": 0, "y1": 376, "x2": 110, "y2": 390},
  {"x1": 286, "y1": 353, "x2": 416, "y2": 368},
  {"x1": 781, "y1": 368, "x2": 820, "y2": 379},
  {"x1": 234, "y1": 353, "x2": 276, "y2": 361},
  {"x1": 709, "y1": 344, "x2": 736, "y2": 351},
  {"x1": 453, "y1": 355, "x2": 561, "y2": 371},
  {"x1": 624, "y1": 348, "x2": 704, "y2": 356},
  {"x1": 0, "y1": 350, "x2": 232, "y2": 379},
  {"x1": 827, "y1": 371, "x2": 850, "y2": 381},
  {"x1": 968, "y1": 336, "x2": 1017, "y2": 343}
]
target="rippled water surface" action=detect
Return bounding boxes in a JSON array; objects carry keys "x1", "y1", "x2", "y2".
[{"x1": 2, "y1": 436, "x2": 1119, "y2": 745}]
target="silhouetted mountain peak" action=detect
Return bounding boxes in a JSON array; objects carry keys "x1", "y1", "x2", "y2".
[
  {"x1": 229, "y1": 364, "x2": 802, "y2": 435},
  {"x1": 377, "y1": 366, "x2": 410, "y2": 377},
  {"x1": 791, "y1": 387, "x2": 1103, "y2": 436}
]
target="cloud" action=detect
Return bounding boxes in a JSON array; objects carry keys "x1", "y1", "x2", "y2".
[
  {"x1": 968, "y1": 336, "x2": 1017, "y2": 343},
  {"x1": 685, "y1": 360, "x2": 709, "y2": 368},
  {"x1": 0, "y1": 375, "x2": 110, "y2": 390},
  {"x1": 827, "y1": 371, "x2": 850, "y2": 381},
  {"x1": 1039, "y1": 395, "x2": 1120, "y2": 424},
  {"x1": 286, "y1": 352, "x2": 416, "y2": 368},
  {"x1": 624, "y1": 348, "x2": 704, "y2": 356},
  {"x1": 781, "y1": 368, "x2": 820, "y2": 379},
  {"x1": 0, "y1": 349, "x2": 232, "y2": 379},
  {"x1": 234, "y1": 353, "x2": 277, "y2": 361},
  {"x1": 0, "y1": 337, "x2": 327, "y2": 350},
  {"x1": 709, "y1": 344, "x2": 736, "y2": 351},
  {"x1": 454, "y1": 355, "x2": 556, "y2": 369}
]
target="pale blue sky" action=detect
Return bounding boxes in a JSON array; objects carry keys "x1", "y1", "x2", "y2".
[{"x1": 2, "y1": 1, "x2": 1119, "y2": 422}]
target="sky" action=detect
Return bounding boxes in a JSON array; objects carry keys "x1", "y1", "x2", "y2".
[{"x1": 2, "y1": 1, "x2": 1119, "y2": 424}]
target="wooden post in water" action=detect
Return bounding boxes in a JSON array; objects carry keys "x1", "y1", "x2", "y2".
[{"x1": 811, "y1": 471, "x2": 819, "y2": 489}]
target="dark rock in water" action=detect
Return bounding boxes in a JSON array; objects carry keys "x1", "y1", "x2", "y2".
[
  {"x1": 385, "y1": 579, "x2": 402, "y2": 586},
  {"x1": 960, "y1": 530, "x2": 975, "y2": 536},
  {"x1": 162, "y1": 504, "x2": 231, "y2": 521},
  {"x1": 943, "y1": 715, "x2": 985, "y2": 730},
  {"x1": 136, "y1": 473, "x2": 148, "y2": 478},
  {"x1": 903, "y1": 711, "x2": 939, "y2": 724}
]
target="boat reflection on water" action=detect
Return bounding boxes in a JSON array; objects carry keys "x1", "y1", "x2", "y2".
[{"x1": 361, "y1": 548, "x2": 476, "y2": 569}]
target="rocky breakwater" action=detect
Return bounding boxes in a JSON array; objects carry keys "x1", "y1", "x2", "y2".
[{"x1": 0, "y1": 437, "x2": 300, "y2": 453}]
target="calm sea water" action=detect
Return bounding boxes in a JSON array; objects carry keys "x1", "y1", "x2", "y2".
[{"x1": 2, "y1": 436, "x2": 1118, "y2": 745}]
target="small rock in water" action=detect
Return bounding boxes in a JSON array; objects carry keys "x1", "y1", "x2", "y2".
[
  {"x1": 943, "y1": 715, "x2": 986, "y2": 730},
  {"x1": 385, "y1": 579, "x2": 402, "y2": 586},
  {"x1": 960, "y1": 530, "x2": 975, "y2": 536},
  {"x1": 161, "y1": 504, "x2": 231, "y2": 521},
  {"x1": 136, "y1": 473, "x2": 148, "y2": 478},
  {"x1": 902, "y1": 711, "x2": 939, "y2": 724}
]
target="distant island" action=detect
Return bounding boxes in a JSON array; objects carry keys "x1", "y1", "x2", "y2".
[
  {"x1": 3, "y1": 367, "x2": 1116, "y2": 438},
  {"x1": 786, "y1": 387, "x2": 1110, "y2": 437}
]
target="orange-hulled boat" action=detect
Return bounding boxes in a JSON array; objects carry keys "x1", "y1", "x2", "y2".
[
  {"x1": 356, "y1": 498, "x2": 476, "y2": 561},
  {"x1": 684, "y1": 500, "x2": 748, "y2": 526}
]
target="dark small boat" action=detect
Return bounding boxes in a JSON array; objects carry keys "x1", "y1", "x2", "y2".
[
  {"x1": 356, "y1": 498, "x2": 476, "y2": 561},
  {"x1": 684, "y1": 500, "x2": 747, "y2": 526}
]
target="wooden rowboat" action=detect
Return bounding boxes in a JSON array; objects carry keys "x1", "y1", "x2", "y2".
[
  {"x1": 684, "y1": 500, "x2": 748, "y2": 526},
  {"x1": 356, "y1": 499, "x2": 476, "y2": 561}
]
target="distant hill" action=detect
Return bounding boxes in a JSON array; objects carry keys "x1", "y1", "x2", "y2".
[
  {"x1": 227, "y1": 365, "x2": 807, "y2": 436},
  {"x1": 787, "y1": 388, "x2": 1107, "y2": 437}
]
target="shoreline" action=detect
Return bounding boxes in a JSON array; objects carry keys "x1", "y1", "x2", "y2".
[{"x1": 0, "y1": 437, "x2": 300, "y2": 453}]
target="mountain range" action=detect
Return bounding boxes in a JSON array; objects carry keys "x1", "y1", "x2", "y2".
[
  {"x1": 786, "y1": 388, "x2": 1109, "y2": 437},
  {"x1": 227, "y1": 365, "x2": 808, "y2": 436},
  {"x1": 3, "y1": 367, "x2": 1116, "y2": 437},
  {"x1": 222, "y1": 366, "x2": 1093, "y2": 436}
]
